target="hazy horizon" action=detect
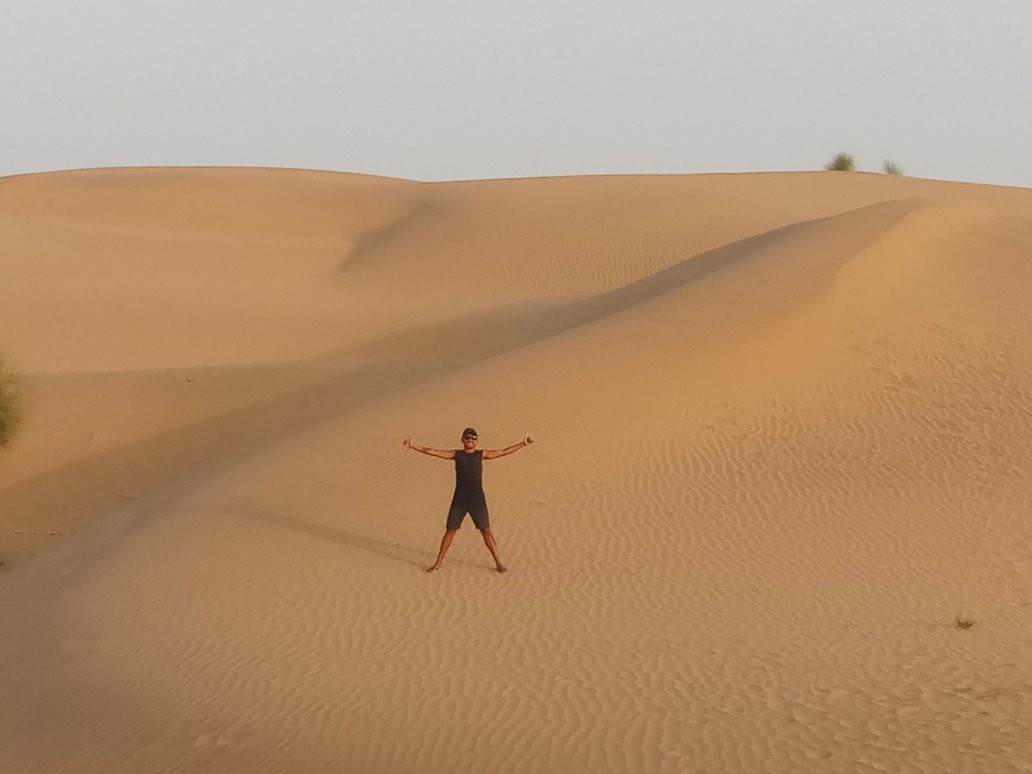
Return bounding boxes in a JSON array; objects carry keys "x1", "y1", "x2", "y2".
[{"x1": 3, "y1": 0, "x2": 1030, "y2": 188}]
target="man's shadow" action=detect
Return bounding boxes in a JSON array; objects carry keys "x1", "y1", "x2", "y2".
[{"x1": 213, "y1": 502, "x2": 477, "y2": 571}]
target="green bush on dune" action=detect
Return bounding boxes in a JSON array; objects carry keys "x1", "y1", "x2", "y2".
[
  {"x1": 825, "y1": 152, "x2": 856, "y2": 171},
  {"x1": 0, "y1": 354, "x2": 22, "y2": 448},
  {"x1": 883, "y1": 160, "x2": 903, "y2": 175}
]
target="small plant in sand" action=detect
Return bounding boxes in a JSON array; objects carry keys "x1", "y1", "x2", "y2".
[
  {"x1": 0, "y1": 354, "x2": 23, "y2": 448},
  {"x1": 883, "y1": 160, "x2": 903, "y2": 175},
  {"x1": 954, "y1": 615, "x2": 975, "y2": 630},
  {"x1": 825, "y1": 152, "x2": 855, "y2": 172}
]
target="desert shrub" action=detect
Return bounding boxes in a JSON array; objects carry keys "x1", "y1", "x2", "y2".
[
  {"x1": 883, "y1": 160, "x2": 903, "y2": 175},
  {"x1": 825, "y1": 152, "x2": 856, "y2": 171},
  {"x1": 0, "y1": 354, "x2": 22, "y2": 447}
]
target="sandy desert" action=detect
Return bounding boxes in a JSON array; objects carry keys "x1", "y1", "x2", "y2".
[{"x1": 2, "y1": 166, "x2": 1031, "y2": 773}]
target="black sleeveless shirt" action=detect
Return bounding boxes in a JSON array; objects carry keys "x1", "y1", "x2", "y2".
[{"x1": 453, "y1": 450, "x2": 485, "y2": 501}]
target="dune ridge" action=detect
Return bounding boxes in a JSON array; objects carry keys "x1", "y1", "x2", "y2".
[{"x1": 2, "y1": 167, "x2": 1032, "y2": 773}]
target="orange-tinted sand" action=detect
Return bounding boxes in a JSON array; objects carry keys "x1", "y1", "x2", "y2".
[{"x1": 2, "y1": 167, "x2": 1031, "y2": 772}]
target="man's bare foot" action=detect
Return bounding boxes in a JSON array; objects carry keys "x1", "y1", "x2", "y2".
[
  {"x1": 496, "y1": 564, "x2": 508, "y2": 573},
  {"x1": 427, "y1": 565, "x2": 441, "y2": 573}
]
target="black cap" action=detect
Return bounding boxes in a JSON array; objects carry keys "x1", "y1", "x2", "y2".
[{"x1": 462, "y1": 427, "x2": 478, "y2": 438}]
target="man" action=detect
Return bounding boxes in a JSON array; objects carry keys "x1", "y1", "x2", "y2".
[{"x1": 403, "y1": 427, "x2": 533, "y2": 573}]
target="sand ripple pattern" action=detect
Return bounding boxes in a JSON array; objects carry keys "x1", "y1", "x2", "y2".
[{"x1": 2, "y1": 173, "x2": 1032, "y2": 773}]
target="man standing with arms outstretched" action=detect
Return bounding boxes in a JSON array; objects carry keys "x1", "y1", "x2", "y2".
[{"x1": 403, "y1": 427, "x2": 533, "y2": 573}]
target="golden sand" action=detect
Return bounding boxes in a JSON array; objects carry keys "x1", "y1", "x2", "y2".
[{"x1": 2, "y1": 167, "x2": 1031, "y2": 772}]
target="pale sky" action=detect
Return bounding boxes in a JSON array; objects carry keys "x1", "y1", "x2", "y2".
[{"x1": 2, "y1": 0, "x2": 1030, "y2": 186}]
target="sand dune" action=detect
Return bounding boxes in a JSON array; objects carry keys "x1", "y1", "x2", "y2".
[{"x1": 2, "y1": 167, "x2": 1032, "y2": 773}]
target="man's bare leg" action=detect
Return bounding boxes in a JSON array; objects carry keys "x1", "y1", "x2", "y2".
[
  {"x1": 428, "y1": 530, "x2": 458, "y2": 572},
  {"x1": 480, "y1": 528, "x2": 507, "y2": 573}
]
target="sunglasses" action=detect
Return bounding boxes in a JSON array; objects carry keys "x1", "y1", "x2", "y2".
[{"x1": 462, "y1": 436, "x2": 478, "y2": 441}]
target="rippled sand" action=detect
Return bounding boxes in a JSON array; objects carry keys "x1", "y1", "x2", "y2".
[{"x1": 2, "y1": 167, "x2": 1031, "y2": 773}]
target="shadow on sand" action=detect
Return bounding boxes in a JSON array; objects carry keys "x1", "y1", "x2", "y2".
[{"x1": 215, "y1": 502, "x2": 479, "y2": 571}]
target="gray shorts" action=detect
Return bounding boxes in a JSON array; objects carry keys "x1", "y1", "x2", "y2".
[{"x1": 446, "y1": 498, "x2": 490, "y2": 530}]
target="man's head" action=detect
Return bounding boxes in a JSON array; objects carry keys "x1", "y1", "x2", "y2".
[{"x1": 461, "y1": 427, "x2": 478, "y2": 449}]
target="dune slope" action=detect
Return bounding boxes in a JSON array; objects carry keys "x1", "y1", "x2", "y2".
[{"x1": 1, "y1": 168, "x2": 1032, "y2": 773}]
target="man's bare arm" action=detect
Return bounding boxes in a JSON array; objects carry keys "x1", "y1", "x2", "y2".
[
  {"x1": 483, "y1": 436, "x2": 534, "y2": 460},
  {"x1": 403, "y1": 438, "x2": 455, "y2": 460}
]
